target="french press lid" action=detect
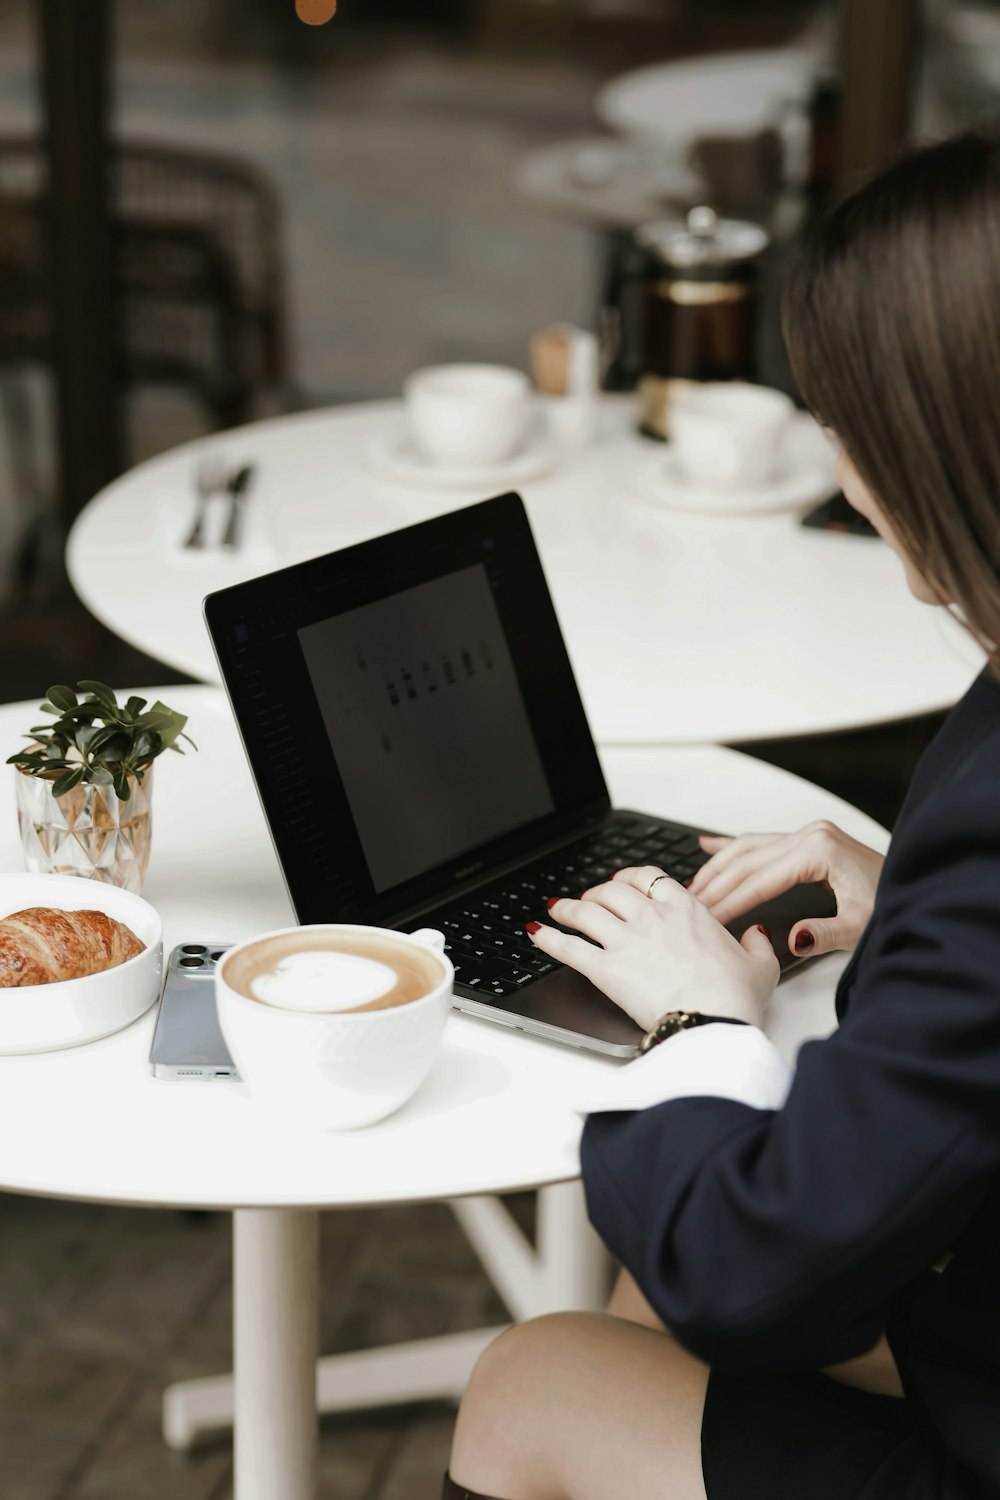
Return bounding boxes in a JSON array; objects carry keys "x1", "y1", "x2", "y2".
[{"x1": 636, "y1": 206, "x2": 769, "y2": 280}]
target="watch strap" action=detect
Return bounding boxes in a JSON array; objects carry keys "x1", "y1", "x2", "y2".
[{"x1": 638, "y1": 1010, "x2": 750, "y2": 1056}]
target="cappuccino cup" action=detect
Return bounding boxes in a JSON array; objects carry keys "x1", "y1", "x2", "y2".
[
  {"x1": 404, "y1": 363, "x2": 530, "y2": 468},
  {"x1": 216, "y1": 925, "x2": 452, "y2": 1130},
  {"x1": 669, "y1": 382, "x2": 794, "y2": 490}
]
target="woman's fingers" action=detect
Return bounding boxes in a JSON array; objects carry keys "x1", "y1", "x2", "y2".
[
  {"x1": 787, "y1": 914, "x2": 852, "y2": 958},
  {"x1": 688, "y1": 832, "x2": 782, "y2": 897},
  {"x1": 580, "y1": 879, "x2": 649, "y2": 921},
  {"x1": 545, "y1": 895, "x2": 624, "y2": 945},
  {"x1": 610, "y1": 866, "x2": 687, "y2": 905},
  {"x1": 526, "y1": 919, "x2": 604, "y2": 981},
  {"x1": 698, "y1": 845, "x2": 821, "y2": 926}
]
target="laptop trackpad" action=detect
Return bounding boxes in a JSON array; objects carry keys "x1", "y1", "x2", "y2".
[{"x1": 477, "y1": 966, "x2": 644, "y2": 1049}]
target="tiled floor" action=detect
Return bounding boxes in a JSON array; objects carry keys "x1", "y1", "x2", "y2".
[{"x1": 0, "y1": 1190, "x2": 526, "y2": 1499}]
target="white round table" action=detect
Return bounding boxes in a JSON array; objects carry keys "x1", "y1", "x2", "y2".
[
  {"x1": 67, "y1": 400, "x2": 983, "y2": 745},
  {"x1": 595, "y1": 48, "x2": 817, "y2": 151},
  {"x1": 0, "y1": 684, "x2": 889, "y2": 1497}
]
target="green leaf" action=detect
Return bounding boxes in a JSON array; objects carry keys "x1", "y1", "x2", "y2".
[
  {"x1": 89, "y1": 765, "x2": 114, "y2": 786},
  {"x1": 134, "y1": 731, "x2": 161, "y2": 762},
  {"x1": 93, "y1": 734, "x2": 131, "y2": 765},
  {"x1": 87, "y1": 725, "x2": 124, "y2": 755},
  {"x1": 77, "y1": 681, "x2": 118, "y2": 710},
  {"x1": 112, "y1": 769, "x2": 131, "y2": 802},
  {"x1": 124, "y1": 695, "x2": 146, "y2": 717},
  {"x1": 52, "y1": 765, "x2": 85, "y2": 797},
  {"x1": 149, "y1": 704, "x2": 188, "y2": 750},
  {"x1": 46, "y1": 684, "x2": 78, "y2": 712}
]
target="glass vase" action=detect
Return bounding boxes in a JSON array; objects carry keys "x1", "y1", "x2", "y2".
[{"x1": 15, "y1": 764, "x2": 154, "y2": 895}]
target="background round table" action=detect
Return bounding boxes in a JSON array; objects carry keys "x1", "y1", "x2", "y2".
[
  {"x1": 0, "y1": 684, "x2": 890, "y2": 1497},
  {"x1": 66, "y1": 399, "x2": 983, "y2": 747}
]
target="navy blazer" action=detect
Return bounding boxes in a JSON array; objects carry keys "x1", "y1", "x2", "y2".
[{"x1": 582, "y1": 668, "x2": 1000, "y2": 1493}]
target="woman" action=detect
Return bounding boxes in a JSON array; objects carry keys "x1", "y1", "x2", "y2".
[{"x1": 444, "y1": 128, "x2": 1000, "y2": 1500}]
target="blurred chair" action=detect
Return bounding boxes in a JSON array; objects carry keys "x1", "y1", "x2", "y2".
[
  {"x1": 0, "y1": 137, "x2": 291, "y2": 600},
  {"x1": 0, "y1": 137, "x2": 290, "y2": 434}
]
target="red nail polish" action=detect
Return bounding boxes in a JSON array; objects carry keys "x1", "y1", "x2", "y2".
[
  {"x1": 683, "y1": 879, "x2": 693, "y2": 889},
  {"x1": 794, "y1": 929, "x2": 814, "y2": 953},
  {"x1": 757, "y1": 925, "x2": 772, "y2": 941},
  {"x1": 525, "y1": 921, "x2": 541, "y2": 936},
  {"x1": 545, "y1": 896, "x2": 559, "y2": 910}
]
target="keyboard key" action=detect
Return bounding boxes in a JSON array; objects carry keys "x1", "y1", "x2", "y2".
[
  {"x1": 527, "y1": 956, "x2": 557, "y2": 975},
  {"x1": 487, "y1": 977, "x2": 520, "y2": 997}
]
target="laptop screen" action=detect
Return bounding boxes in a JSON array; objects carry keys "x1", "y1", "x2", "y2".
[{"x1": 205, "y1": 493, "x2": 608, "y2": 926}]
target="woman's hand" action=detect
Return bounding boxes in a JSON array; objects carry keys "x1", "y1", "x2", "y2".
[
  {"x1": 688, "y1": 820, "x2": 884, "y2": 957},
  {"x1": 526, "y1": 868, "x2": 779, "y2": 1034}
]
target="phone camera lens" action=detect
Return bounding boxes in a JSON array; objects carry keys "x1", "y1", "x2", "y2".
[
  {"x1": 180, "y1": 956, "x2": 205, "y2": 968},
  {"x1": 211, "y1": 950, "x2": 225, "y2": 962},
  {"x1": 181, "y1": 944, "x2": 207, "y2": 955}
]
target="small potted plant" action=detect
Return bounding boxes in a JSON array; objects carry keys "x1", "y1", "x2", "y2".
[{"x1": 8, "y1": 682, "x2": 194, "y2": 894}]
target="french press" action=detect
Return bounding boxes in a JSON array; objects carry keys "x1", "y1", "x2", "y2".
[{"x1": 633, "y1": 206, "x2": 769, "y2": 440}]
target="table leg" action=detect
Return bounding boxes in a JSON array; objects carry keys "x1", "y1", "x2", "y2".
[
  {"x1": 233, "y1": 1208, "x2": 319, "y2": 1500},
  {"x1": 162, "y1": 1186, "x2": 608, "y2": 1454},
  {"x1": 536, "y1": 1180, "x2": 611, "y2": 1310},
  {"x1": 452, "y1": 1181, "x2": 610, "y2": 1320}
]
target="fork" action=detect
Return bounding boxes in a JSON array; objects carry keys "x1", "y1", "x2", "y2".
[{"x1": 183, "y1": 454, "x2": 229, "y2": 550}]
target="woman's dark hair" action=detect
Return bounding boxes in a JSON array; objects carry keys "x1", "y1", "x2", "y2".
[{"x1": 782, "y1": 128, "x2": 1000, "y2": 664}]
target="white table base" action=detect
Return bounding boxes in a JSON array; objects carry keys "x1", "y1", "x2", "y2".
[{"x1": 162, "y1": 1182, "x2": 611, "y2": 1477}]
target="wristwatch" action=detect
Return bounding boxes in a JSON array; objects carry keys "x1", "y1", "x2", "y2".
[{"x1": 638, "y1": 1010, "x2": 749, "y2": 1056}]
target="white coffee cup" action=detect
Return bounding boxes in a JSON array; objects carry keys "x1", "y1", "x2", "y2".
[
  {"x1": 216, "y1": 925, "x2": 453, "y2": 1130},
  {"x1": 669, "y1": 382, "x2": 795, "y2": 490},
  {"x1": 404, "y1": 363, "x2": 530, "y2": 468}
]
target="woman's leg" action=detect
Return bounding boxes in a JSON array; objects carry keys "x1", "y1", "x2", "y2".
[
  {"x1": 608, "y1": 1268, "x2": 904, "y2": 1398},
  {"x1": 449, "y1": 1311, "x2": 709, "y2": 1500},
  {"x1": 606, "y1": 1267, "x2": 667, "y2": 1331}
]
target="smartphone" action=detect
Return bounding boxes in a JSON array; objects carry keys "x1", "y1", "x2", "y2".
[{"x1": 149, "y1": 943, "x2": 238, "y2": 1080}]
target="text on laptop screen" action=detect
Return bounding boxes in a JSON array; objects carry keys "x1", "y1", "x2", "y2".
[{"x1": 298, "y1": 565, "x2": 555, "y2": 892}]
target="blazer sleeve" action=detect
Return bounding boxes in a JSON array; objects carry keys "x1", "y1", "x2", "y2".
[{"x1": 582, "y1": 763, "x2": 1000, "y2": 1375}]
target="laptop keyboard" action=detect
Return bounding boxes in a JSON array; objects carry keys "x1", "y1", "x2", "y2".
[{"x1": 424, "y1": 816, "x2": 711, "y2": 1004}]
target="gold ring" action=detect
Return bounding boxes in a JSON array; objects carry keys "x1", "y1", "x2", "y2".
[{"x1": 647, "y1": 874, "x2": 670, "y2": 899}]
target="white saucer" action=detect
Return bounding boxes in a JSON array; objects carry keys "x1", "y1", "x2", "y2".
[
  {"x1": 367, "y1": 429, "x2": 557, "y2": 491},
  {"x1": 634, "y1": 411, "x2": 837, "y2": 518}
]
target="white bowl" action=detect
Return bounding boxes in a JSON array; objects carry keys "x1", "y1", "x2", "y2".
[
  {"x1": 216, "y1": 925, "x2": 453, "y2": 1131},
  {"x1": 404, "y1": 363, "x2": 530, "y2": 468},
  {"x1": 669, "y1": 382, "x2": 795, "y2": 490},
  {"x1": 0, "y1": 873, "x2": 163, "y2": 1054}
]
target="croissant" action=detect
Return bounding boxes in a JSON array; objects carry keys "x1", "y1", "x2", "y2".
[{"x1": 0, "y1": 907, "x2": 145, "y2": 987}]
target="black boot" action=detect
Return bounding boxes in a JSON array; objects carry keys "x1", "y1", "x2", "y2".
[{"x1": 442, "y1": 1472, "x2": 511, "y2": 1500}]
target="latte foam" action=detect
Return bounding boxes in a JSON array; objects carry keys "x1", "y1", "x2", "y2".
[
  {"x1": 224, "y1": 928, "x2": 444, "y2": 1014},
  {"x1": 251, "y1": 951, "x2": 397, "y2": 1013}
]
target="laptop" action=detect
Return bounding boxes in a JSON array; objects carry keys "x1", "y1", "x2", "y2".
[{"x1": 204, "y1": 492, "x2": 834, "y2": 1058}]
